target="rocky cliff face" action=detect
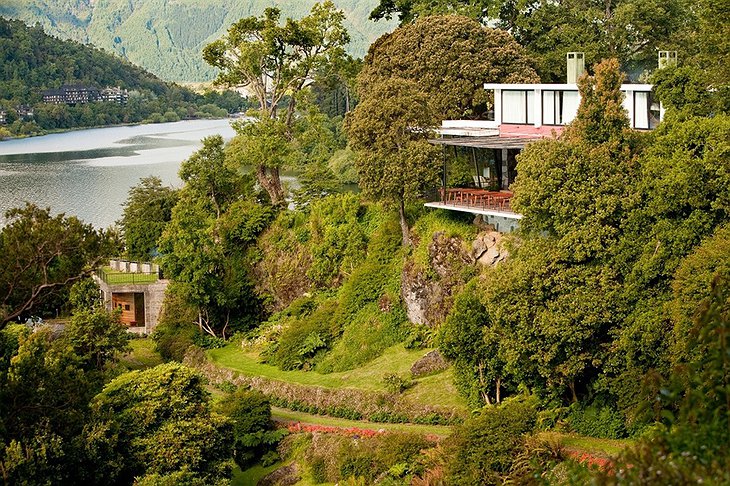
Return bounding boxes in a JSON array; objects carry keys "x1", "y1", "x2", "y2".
[{"x1": 401, "y1": 230, "x2": 507, "y2": 327}]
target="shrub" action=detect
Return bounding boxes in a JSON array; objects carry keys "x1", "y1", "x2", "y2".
[
  {"x1": 382, "y1": 373, "x2": 412, "y2": 394},
  {"x1": 444, "y1": 397, "x2": 538, "y2": 485},
  {"x1": 214, "y1": 388, "x2": 286, "y2": 469},
  {"x1": 153, "y1": 287, "x2": 200, "y2": 361},
  {"x1": 266, "y1": 299, "x2": 338, "y2": 370},
  {"x1": 567, "y1": 403, "x2": 627, "y2": 439}
]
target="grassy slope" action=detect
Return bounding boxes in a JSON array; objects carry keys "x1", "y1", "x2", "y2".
[
  {"x1": 209, "y1": 343, "x2": 467, "y2": 410},
  {"x1": 118, "y1": 338, "x2": 164, "y2": 371},
  {"x1": 557, "y1": 433, "x2": 634, "y2": 457}
]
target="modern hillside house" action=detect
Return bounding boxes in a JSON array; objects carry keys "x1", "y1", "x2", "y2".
[
  {"x1": 427, "y1": 52, "x2": 668, "y2": 232},
  {"x1": 93, "y1": 259, "x2": 169, "y2": 334}
]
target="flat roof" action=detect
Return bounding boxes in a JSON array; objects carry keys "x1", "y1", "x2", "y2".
[
  {"x1": 428, "y1": 136, "x2": 537, "y2": 149},
  {"x1": 483, "y1": 83, "x2": 654, "y2": 91}
]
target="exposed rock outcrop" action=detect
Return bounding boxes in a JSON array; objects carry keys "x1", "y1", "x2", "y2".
[
  {"x1": 401, "y1": 230, "x2": 508, "y2": 327},
  {"x1": 472, "y1": 231, "x2": 508, "y2": 266},
  {"x1": 258, "y1": 463, "x2": 300, "y2": 486},
  {"x1": 411, "y1": 350, "x2": 449, "y2": 377}
]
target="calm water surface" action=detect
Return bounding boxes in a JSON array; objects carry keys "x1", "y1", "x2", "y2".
[{"x1": 0, "y1": 119, "x2": 236, "y2": 228}]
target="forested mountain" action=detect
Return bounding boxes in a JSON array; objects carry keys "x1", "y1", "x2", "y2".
[
  {"x1": 0, "y1": 18, "x2": 245, "y2": 136},
  {"x1": 0, "y1": 0, "x2": 395, "y2": 82}
]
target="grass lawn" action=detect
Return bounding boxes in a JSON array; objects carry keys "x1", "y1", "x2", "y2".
[
  {"x1": 209, "y1": 343, "x2": 467, "y2": 410},
  {"x1": 550, "y1": 432, "x2": 633, "y2": 457},
  {"x1": 99, "y1": 267, "x2": 158, "y2": 285},
  {"x1": 118, "y1": 338, "x2": 163, "y2": 371},
  {"x1": 231, "y1": 463, "x2": 282, "y2": 486}
]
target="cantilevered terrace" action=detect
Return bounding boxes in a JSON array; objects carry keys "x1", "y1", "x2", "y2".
[{"x1": 426, "y1": 54, "x2": 664, "y2": 232}]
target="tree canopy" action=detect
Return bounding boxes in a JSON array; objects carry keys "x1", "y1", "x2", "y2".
[
  {"x1": 358, "y1": 15, "x2": 538, "y2": 121},
  {"x1": 0, "y1": 204, "x2": 116, "y2": 325},
  {"x1": 85, "y1": 363, "x2": 234, "y2": 484},
  {"x1": 370, "y1": 0, "x2": 691, "y2": 82},
  {"x1": 119, "y1": 176, "x2": 178, "y2": 261},
  {"x1": 204, "y1": 1, "x2": 350, "y2": 205}
]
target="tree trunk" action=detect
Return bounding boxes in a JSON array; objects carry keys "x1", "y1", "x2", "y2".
[
  {"x1": 256, "y1": 164, "x2": 285, "y2": 206},
  {"x1": 496, "y1": 377, "x2": 501, "y2": 403},
  {"x1": 398, "y1": 199, "x2": 410, "y2": 247}
]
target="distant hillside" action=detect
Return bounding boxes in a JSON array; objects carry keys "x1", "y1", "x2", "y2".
[
  {"x1": 0, "y1": 0, "x2": 395, "y2": 83},
  {"x1": 0, "y1": 18, "x2": 245, "y2": 137}
]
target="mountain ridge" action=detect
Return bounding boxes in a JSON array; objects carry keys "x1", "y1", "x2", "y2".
[{"x1": 0, "y1": 0, "x2": 395, "y2": 83}]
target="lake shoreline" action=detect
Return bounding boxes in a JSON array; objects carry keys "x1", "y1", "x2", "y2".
[
  {"x1": 0, "y1": 115, "x2": 233, "y2": 143},
  {"x1": 0, "y1": 119, "x2": 237, "y2": 228}
]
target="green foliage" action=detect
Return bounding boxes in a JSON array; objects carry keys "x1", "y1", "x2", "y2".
[
  {"x1": 265, "y1": 299, "x2": 339, "y2": 371},
  {"x1": 328, "y1": 146, "x2": 359, "y2": 184},
  {"x1": 358, "y1": 15, "x2": 538, "y2": 120},
  {"x1": 410, "y1": 210, "x2": 476, "y2": 273},
  {"x1": 152, "y1": 285, "x2": 201, "y2": 362},
  {"x1": 0, "y1": 328, "x2": 96, "y2": 484},
  {"x1": 215, "y1": 388, "x2": 285, "y2": 469},
  {"x1": 68, "y1": 278, "x2": 102, "y2": 312},
  {"x1": 85, "y1": 363, "x2": 234, "y2": 484},
  {"x1": 587, "y1": 278, "x2": 730, "y2": 484},
  {"x1": 159, "y1": 136, "x2": 270, "y2": 337},
  {"x1": 0, "y1": 203, "x2": 116, "y2": 324},
  {"x1": 120, "y1": 176, "x2": 178, "y2": 261},
  {"x1": 444, "y1": 397, "x2": 538, "y2": 485},
  {"x1": 347, "y1": 78, "x2": 441, "y2": 244},
  {"x1": 382, "y1": 373, "x2": 412, "y2": 394},
  {"x1": 370, "y1": 0, "x2": 692, "y2": 82},
  {"x1": 306, "y1": 193, "x2": 368, "y2": 287},
  {"x1": 299, "y1": 432, "x2": 432, "y2": 484},
  {"x1": 671, "y1": 226, "x2": 730, "y2": 366},
  {"x1": 513, "y1": 59, "x2": 642, "y2": 260},
  {"x1": 651, "y1": 66, "x2": 717, "y2": 117},
  {"x1": 439, "y1": 280, "x2": 505, "y2": 407},
  {"x1": 567, "y1": 403, "x2": 627, "y2": 440},
  {"x1": 204, "y1": 1, "x2": 351, "y2": 204},
  {"x1": 63, "y1": 308, "x2": 131, "y2": 371}
]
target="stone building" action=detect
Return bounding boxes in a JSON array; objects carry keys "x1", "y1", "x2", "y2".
[{"x1": 93, "y1": 259, "x2": 169, "y2": 335}]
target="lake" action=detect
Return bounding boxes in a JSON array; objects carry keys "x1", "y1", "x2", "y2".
[{"x1": 0, "y1": 119, "x2": 238, "y2": 228}]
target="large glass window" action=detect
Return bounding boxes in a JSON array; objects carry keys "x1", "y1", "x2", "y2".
[
  {"x1": 541, "y1": 90, "x2": 580, "y2": 125},
  {"x1": 634, "y1": 91, "x2": 650, "y2": 129},
  {"x1": 502, "y1": 90, "x2": 534, "y2": 124}
]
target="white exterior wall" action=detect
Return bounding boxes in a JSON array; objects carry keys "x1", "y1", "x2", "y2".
[{"x1": 484, "y1": 83, "x2": 660, "y2": 130}]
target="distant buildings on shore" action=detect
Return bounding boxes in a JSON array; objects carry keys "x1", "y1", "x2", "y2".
[
  {"x1": 42, "y1": 85, "x2": 129, "y2": 105},
  {"x1": 0, "y1": 105, "x2": 34, "y2": 125},
  {"x1": 0, "y1": 85, "x2": 130, "y2": 125}
]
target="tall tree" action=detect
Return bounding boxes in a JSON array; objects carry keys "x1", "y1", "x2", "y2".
[
  {"x1": 203, "y1": 1, "x2": 350, "y2": 205},
  {"x1": 370, "y1": 0, "x2": 690, "y2": 82},
  {"x1": 0, "y1": 204, "x2": 115, "y2": 325},
  {"x1": 119, "y1": 176, "x2": 178, "y2": 261},
  {"x1": 348, "y1": 15, "x2": 538, "y2": 246},
  {"x1": 159, "y1": 136, "x2": 273, "y2": 338},
  {"x1": 347, "y1": 78, "x2": 441, "y2": 246}
]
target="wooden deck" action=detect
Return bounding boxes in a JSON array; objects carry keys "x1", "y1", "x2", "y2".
[{"x1": 425, "y1": 188, "x2": 522, "y2": 220}]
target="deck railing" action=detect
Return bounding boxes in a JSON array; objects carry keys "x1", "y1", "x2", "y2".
[
  {"x1": 96, "y1": 267, "x2": 160, "y2": 285},
  {"x1": 439, "y1": 188, "x2": 515, "y2": 213}
]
